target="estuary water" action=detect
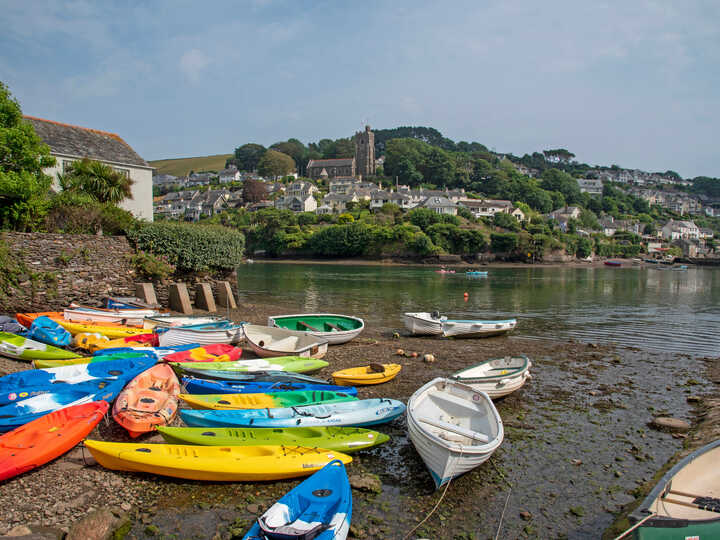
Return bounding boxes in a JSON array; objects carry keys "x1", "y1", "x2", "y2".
[{"x1": 236, "y1": 262, "x2": 720, "y2": 357}]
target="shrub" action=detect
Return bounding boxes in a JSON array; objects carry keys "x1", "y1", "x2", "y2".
[
  {"x1": 307, "y1": 222, "x2": 372, "y2": 257},
  {"x1": 127, "y1": 222, "x2": 245, "y2": 272},
  {"x1": 490, "y1": 232, "x2": 519, "y2": 253},
  {"x1": 130, "y1": 251, "x2": 175, "y2": 280}
]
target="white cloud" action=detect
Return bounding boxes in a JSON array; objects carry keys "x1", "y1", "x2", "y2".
[{"x1": 179, "y1": 49, "x2": 210, "y2": 82}]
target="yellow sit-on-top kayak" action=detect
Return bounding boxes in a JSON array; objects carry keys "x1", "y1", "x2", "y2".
[
  {"x1": 332, "y1": 363, "x2": 402, "y2": 386},
  {"x1": 55, "y1": 320, "x2": 149, "y2": 339},
  {"x1": 83, "y1": 440, "x2": 352, "y2": 481}
]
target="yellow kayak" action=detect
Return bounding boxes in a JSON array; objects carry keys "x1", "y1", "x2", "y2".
[
  {"x1": 84, "y1": 440, "x2": 351, "y2": 481},
  {"x1": 33, "y1": 357, "x2": 91, "y2": 369},
  {"x1": 332, "y1": 363, "x2": 402, "y2": 386},
  {"x1": 54, "y1": 319, "x2": 149, "y2": 339}
]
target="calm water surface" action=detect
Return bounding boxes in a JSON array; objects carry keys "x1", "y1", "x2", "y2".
[{"x1": 237, "y1": 263, "x2": 720, "y2": 357}]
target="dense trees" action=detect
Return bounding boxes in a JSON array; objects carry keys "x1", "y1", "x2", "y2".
[
  {"x1": 257, "y1": 150, "x2": 295, "y2": 179},
  {"x1": 229, "y1": 143, "x2": 266, "y2": 171}
]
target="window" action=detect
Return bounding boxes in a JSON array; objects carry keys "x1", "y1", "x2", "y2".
[
  {"x1": 62, "y1": 160, "x2": 75, "y2": 173},
  {"x1": 113, "y1": 167, "x2": 130, "y2": 178}
]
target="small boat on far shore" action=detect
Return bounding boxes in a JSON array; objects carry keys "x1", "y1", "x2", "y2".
[
  {"x1": 466, "y1": 270, "x2": 488, "y2": 277},
  {"x1": 604, "y1": 260, "x2": 622, "y2": 267}
]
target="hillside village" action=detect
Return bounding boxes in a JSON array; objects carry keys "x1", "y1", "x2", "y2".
[{"x1": 151, "y1": 127, "x2": 718, "y2": 260}]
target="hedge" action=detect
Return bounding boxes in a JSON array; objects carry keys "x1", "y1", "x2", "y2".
[{"x1": 127, "y1": 222, "x2": 245, "y2": 272}]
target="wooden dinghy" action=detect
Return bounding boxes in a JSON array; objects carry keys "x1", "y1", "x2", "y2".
[
  {"x1": 440, "y1": 318, "x2": 517, "y2": 338},
  {"x1": 407, "y1": 378, "x2": 504, "y2": 488},
  {"x1": 332, "y1": 364, "x2": 402, "y2": 386},
  {"x1": 0, "y1": 401, "x2": 109, "y2": 481},
  {"x1": 243, "y1": 324, "x2": 329, "y2": 359},
  {"x1": 628, "y1": 438, "x2": 720, "y2": 539},
  {"x1": 157, "y1": 321, "x2": 244, "y2": 347},
  {"x1": 112, "y1": 364, "x2": 180, "y2": 438},
  {"x1": 267, "y1": 313, "x2": 365, "y2": 345},
  {"x1": 157, "y1": 425, "x2": 389, "y2": 454},
  {"x1": 179, "y1": 389, "x2": 357, "y2": 410},
  {"x1": 450, "y1": 355, "x2": 532, "y2": 399},
  {"x1": 242, "y1": 459, "x2": 352, "y2": 540},
  {"x1": 0, "y1": 332, "x2": 82, "y2": 362},
  {"x1": 84, "y1": 440, "x2": 352, "y2": 482}
]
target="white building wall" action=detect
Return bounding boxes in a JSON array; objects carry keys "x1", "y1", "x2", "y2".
[{"x1": 44, "y1": 153, "x2": 154, "y2": 221}]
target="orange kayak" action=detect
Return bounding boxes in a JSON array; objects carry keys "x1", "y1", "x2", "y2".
[
  {"x1": 162, "y1": 344, "x2": 242, "y2": 363},
  {"x1": 113, "y1": 364, "x2": 180, "y2": 438},
  {"x1": 0, "y1": 400, "x2": 109, "y2": 482}
]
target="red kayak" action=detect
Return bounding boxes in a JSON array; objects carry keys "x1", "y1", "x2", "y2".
[
  {"x1": 162, "y1": 343, "x2": 242, "y2": 363},
  {"x1": 0, "y1": 401, "x2": 109, "y2": 482}
]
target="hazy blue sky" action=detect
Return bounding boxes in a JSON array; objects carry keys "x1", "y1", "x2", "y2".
[{"x1": 2, "y1": 1, "x2": 718, "y2": 178}]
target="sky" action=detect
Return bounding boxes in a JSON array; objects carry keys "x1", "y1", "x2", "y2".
[{"x1": 2, "y1": 0, "x2": 719, "y2": 178}]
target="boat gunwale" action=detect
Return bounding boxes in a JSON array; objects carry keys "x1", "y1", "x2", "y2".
[
  {"x1": 451, "y1": 355, "x2": 531, "y2": 382},
  {"x1": 630, "y1": 438, "x2": 720, "y2": 526}
]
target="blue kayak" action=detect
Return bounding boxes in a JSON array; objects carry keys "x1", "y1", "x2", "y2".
[
  {"x1": 180, "y1": 398, "x2": 406, "y2": 429},
  {"x1": 27, "y1": 316, "x2": 72, "y2": 347},
  {"x1": 93, "y1": 344, "x2": 199, "y2": 358},
  {"x1": 0, "y1": 383, "x2": 119, "y2": 432},
  {"x1": 243, "y1": 459, "x2": 352, "y2": 540},
  {"x1": 181, "y1": 377, "x2": 358, "y2": 396},
  {"x1": 0, "y1": 357, "x2": 155, "y2": 406},
  {"x1": 177, "y1": 367, "x2": 328, "y2": 385}
]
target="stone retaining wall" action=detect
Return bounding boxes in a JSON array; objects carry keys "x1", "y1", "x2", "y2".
[{"x1": 0, "y1": 232, "x2": 135, "y2": 313}]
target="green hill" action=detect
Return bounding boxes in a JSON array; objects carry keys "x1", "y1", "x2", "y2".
[{"x1": 149, "y1": 154, "x2": 232, "y2": 177}]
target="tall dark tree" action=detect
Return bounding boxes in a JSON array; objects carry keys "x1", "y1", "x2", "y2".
[
  {"x1": 242, "y1": 178, "x2": 267, "y2": 203},
  {"x1": 231, "y1": 143, "x2": 266, "y2": 171}
]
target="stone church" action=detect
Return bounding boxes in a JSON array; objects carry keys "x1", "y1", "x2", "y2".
[{"x1": 306, "y1": 125, "x2": 376, "y2": 180}]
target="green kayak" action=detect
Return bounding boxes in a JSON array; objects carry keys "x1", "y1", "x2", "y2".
[
  {"x1": 179, "y1": 390, "x2": 358, "y2": 410},
  {"x1": 0, "y1": 332, "x2": 83, "y2": 362},
  {"x1": 170, "y1": 356, "x2": 329, "y2": 374},
  {"x1": 157, "y1": 425, "x2": 390, "y2": 453}
]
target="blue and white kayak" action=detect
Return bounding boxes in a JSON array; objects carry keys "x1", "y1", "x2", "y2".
[
  {"x1": 0, "y1": 357, "x2": 155, "y2": 406},
  {"x1": 180, "y1": 398, "x2": 406, "y2": 429},
  {"x1": 27, "y1": 316, "x2": 72, "y2": 347},
  {"x1": 177, "y1": 368, "x2": 328, "y2": 385},
  {"x1": 181, "y1": 377, "x2": 358, "y2": 397},
  {"x1": 0, "y1": 383, "x2": 119, "y2": 432},
  {"x1": 243, "y1": 459, "x2": 352, "y2": 540}
]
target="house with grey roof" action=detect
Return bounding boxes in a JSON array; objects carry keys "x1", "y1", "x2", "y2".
[
  {"x1": 322, "y1": 193, "x2": 359, "y2": 213},
  {"x1": 275, "y1": 194, "x2": 317, "y2": 213},
  {"x1": 577, "y1": 178, "x2": 603, "y2": 195},
  {"x1": 421, "y1": 196, "x2": 458, "y2": 216},
  {"x1": 218, "y1": 167, "x2": 240, "y2": 183},
  {"x1": 369, "y1": 190, "x2": 413, "y2": 211},
  {"x1": 458, "y1": 199, "x2": 513, "y2": 218},
  {"x1": 25, "y1": 116, "x2": 153, "y2": 220},
  {"x1": 153, "y1": 174, "x2": 184, "y2": 187}
]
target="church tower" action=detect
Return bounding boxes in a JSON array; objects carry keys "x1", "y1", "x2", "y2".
[{"x1": 355, "y1": 125, "x2": 376, "y2": 178}]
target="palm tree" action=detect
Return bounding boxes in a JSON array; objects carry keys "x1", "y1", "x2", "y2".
[{"x1": 63, "y1": 158, "x2": 134, "y2": 205}]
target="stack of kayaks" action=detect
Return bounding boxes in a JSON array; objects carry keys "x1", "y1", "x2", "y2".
[
  {"x1": 143, "y1": 315, "x2": 227, "y2": 331},
  {"x1": 158, "y1": 321, "x2": 244, "y2": 347},
  {"x1": 33, "y1": 350, "x2": 157, "y2": 369},
  {"x1": 242, "y1": 459, "x2": 352, "y2": 539},
  {"x1": 0, "y1": 401, "x2": 109, "y2": 481},
  {"x1": 0, "y1": 332, "x2": 82, "y2": 362},
  {"x1": 63, "y1": 306, "x2": 158, "y2": 326},
  {"x1": 76, "y1": 332, "x2": 158, "y2": 352},
  {"x1": 16, "y1": 312, "x2": 151, "y2": 339},
  {"x1": 179, "y1": 390, "x2": 357, "y2": 410},
  {"x1": 180, "y1": 398, "x2": 406, "y2": 429}
]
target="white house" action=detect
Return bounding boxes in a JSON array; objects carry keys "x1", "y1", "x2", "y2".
[
  {"x1": 286, "y1": 180, "x2": 319, "y2": 198},
  {"x1": 661, "y1": 219, "x2": 699, "y2": 240},
  {"x1": 421, "y1": 196, "x2": 457, "y2": 216},
  {"x1": 577, "y1": 178, "x2": 603, "y2": 195},
  {"x1": 25, "y1": 116, "x2": 153, "y2": 221},
  {"x1": 458, "y1": 199, "x2": 513, "y2": 218},
  {"x1": 275, "y1": 194, "x2": 317, "y2": 213},
  {"x1": 369, "y1": 190, "x2": 413, "y2": 211},
  {"x1": 218, "y1": 167, "x2": 240, "y2": 183}
]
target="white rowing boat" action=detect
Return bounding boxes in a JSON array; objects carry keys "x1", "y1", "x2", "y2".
[
  {"x1": 407, "y1": 378, "x2": 503, "y2": 488},
  {"x1": 243, "y1": 324, "x2": 329, "y2": 359},
  {"x1": 450, "y1": 355, "x2": 532, "y2": 398}
]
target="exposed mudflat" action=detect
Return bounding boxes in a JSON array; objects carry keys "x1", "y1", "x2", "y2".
[{"x1": 0, "y1": 301, "x2": 717, "y2": 539}]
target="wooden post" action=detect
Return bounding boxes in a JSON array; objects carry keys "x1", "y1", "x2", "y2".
[
  {"x1": 168, "y1": 283, "x2": 192, "y2": 314},
  {"x1": 194, "y1": 283, "x2": 217, "y2": 312},
  {"x1": 216, "y1": 281, "x2": 237, "y2": 309},
  {"x1": 135, "y1": 283, "x2": 158, "y2": 306}
]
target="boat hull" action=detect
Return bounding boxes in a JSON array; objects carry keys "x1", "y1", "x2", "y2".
[
  {"x1": 407, "y1": 378, "x2": 504, "y2": 488},
  {"x1": 85, "y1": 440, "x2": 352, "y2": 481},
  {"x1": 268, "y1": 314, "x2": 364, "y2": 345},
  {"x1": 244, "y1": 324, "x2": 329, "y2": 359},
  {"x1": 402, "y1": 313, "x2": 444, "y2": 336},
  {"x1": 441, "y1": 319, "x2": 517, "y2": 338},
  {"x1": 157, "y1": 426, "x2": 388, "y2": 454},
  {"x1": 332, "y1": 364, "x2": 402, "y2": 386},
  {"x1": 451, "y1": 356, "x2": 532, "y2": 399}
]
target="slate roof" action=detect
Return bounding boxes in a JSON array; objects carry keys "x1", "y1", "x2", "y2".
[
  {"x1": 24, "y1": 116, "x2": 150, "y2": 168},
  {"x1": 307, "y1": 158, "x2": 355, "y2": 168}
]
